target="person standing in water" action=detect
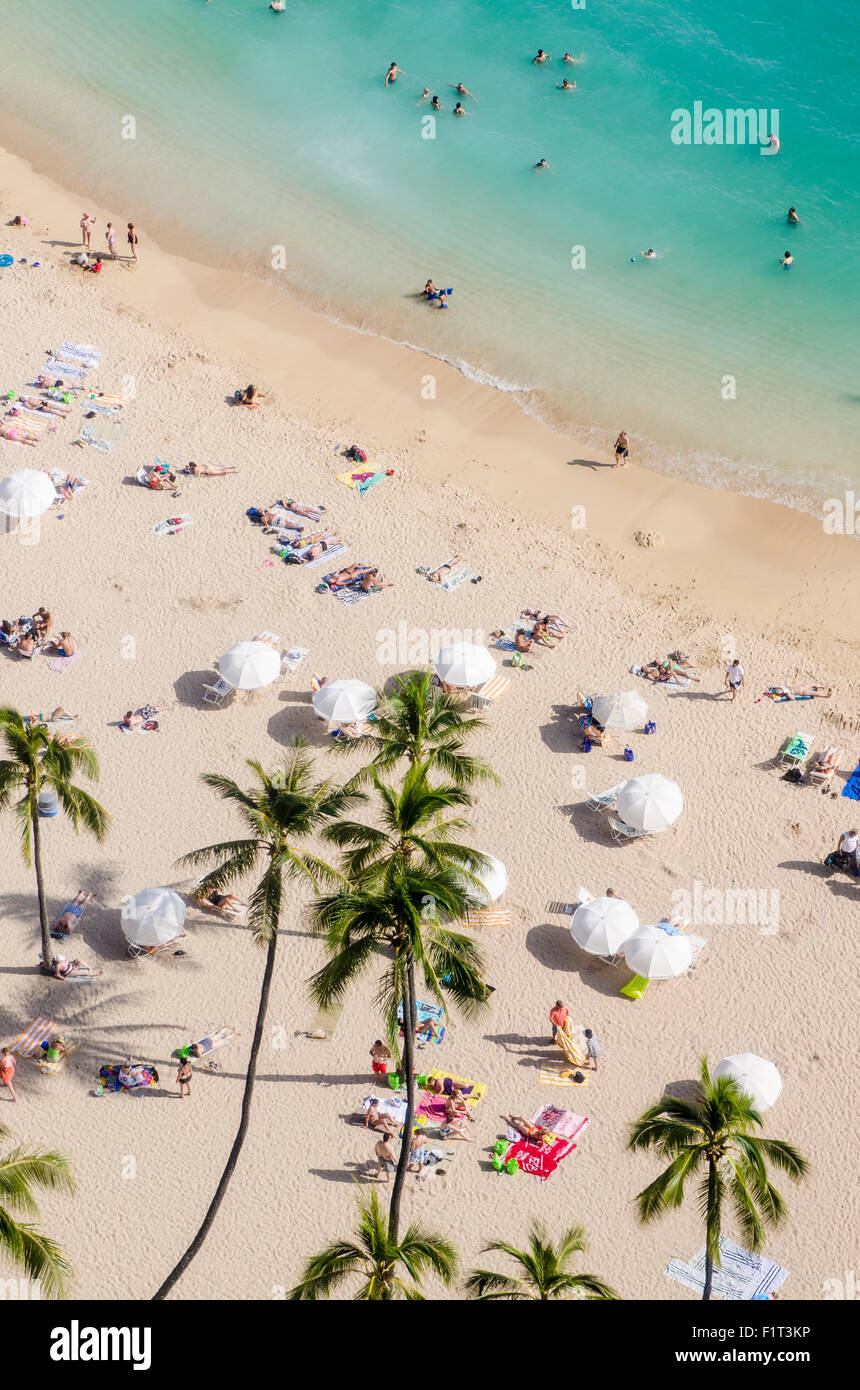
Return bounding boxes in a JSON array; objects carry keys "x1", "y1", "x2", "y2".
[
  {"x1": 534, "y1": 158, "x2": 551, "y2": 171},
  {"x1": 431, "y1": 95, "x2": 443, "y2": 110},
  {"x1": 453, "y1": 102, "x2": 466, "y2": 117},
  {"x1": 451, "y1": 81, "x2": 477, "y2": 100},
  {"x1": 532, "y1": 49, "x2": 551, "y2": 65},
  {"x1": 418, "y1": 88, "x2": 430, "y2": 102},
  {"x1": 780, "y1": 250, "x2": 794, "y2": 268},
  {"x1": 613, "y1": 430, "x2": 630, "y2": 466},
  {"x1": 787, "y1": 206, "x2": 801, "y2": 224},
  {"x1": 385, "y1": 62, "x2": 404, "y2": 86},
  {"x1": 557, "y1": 78, "x2": 576, "y2": 90},
  {"x1": 127, "y1": 223, "x2": 138, "y2": 262}
]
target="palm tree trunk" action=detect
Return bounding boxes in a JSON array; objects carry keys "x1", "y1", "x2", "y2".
[
  {"x1": 31, "y1": 803, "x2": 52, "y2": 968},
  {"x1": 703, "y1": 1156, "x2": 719, "y2": 1301},
  {"x1": 152, "y1": 930, "x2": 278, "y2": 1299},
  {"x1": 388, "y1": 961, "x2": 417, "y2": 1243}
]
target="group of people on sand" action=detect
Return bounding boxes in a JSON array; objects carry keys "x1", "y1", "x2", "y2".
[
  {"x1": 1, "y1": 608, "x2": 76, "y2": 660},
  {"x1": 490, "y1": 609, "x2": 570, "y2": 668},
  {"x1": 79, "y1": 212, "x2": 138, "y2": 263}
]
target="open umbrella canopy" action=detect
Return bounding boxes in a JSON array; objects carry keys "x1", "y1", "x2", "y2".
[
  {"x1": 714, "y1": 1054, "x2": 783, "y2": 1112},
  {"x1": 121, "y1": 886, "x2": 186, "y2": 947},
  {"x1": 571, "y1": 896, "x2": 639, "y2": 955},
  {"x1": 218, "y1": 640, "x2": 281, "y2": 690},
  {"x1": 617, "y1": 773, "x2": 684, "y2": 833},
  {"x1": 0, "y1": 468, "x2": 56, "y2": 519},
  {"x1": 470, "y1": 854, "x2": 508, "y2": 903},
  {"x1": 623, "y1": 923, "x2": 693, "y2": 978},
  {"x1": 312, "y1": 678, "x2": 376, "y2": 723},
  {"x1": 590, "y1": 690, "x2": 648, "y2": 731},
  {"x1": 433, "y1": 642, "x2": 496, "y2": 689}
]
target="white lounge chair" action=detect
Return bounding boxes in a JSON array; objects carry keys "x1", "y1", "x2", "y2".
[
  {"x1": 202, "y1": 678, "x2": 234, "y2": 706},
  {"x1": 608, "y1": 815, "x2": 648, "y2": 844},
  {"x1": 282, "y1": 646, "x2": 309, "y2": 674},
  {"x1": 587, "y1": 782, "x2": 624, "y2": 812}
]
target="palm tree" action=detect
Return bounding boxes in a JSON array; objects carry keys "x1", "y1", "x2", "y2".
[
  {"x1": 0, "y1": 1123, "x2": 76, "y2": 1298},
  {"x1": 628, "y1": 1057, "x2": 809, "y2": 1300},
  {"x1": 153, "y1": 740, "x2": 358, "y2": 1300},
  {"x1": 310, "y1": 762, "x2": 492, "y2": 1241},
  {"x1": 288, "y1": 1185, "x2": 457, "y2": 1300},
  {"x1": 465, "y1": 1220, "x2": 619, "y2": 1300},
  {"x1": 0, "y1": 708, "x2": 109, "y2": 968},
  {"x1": 331, "y1": 669, "x2": 499, "y2": 790}
]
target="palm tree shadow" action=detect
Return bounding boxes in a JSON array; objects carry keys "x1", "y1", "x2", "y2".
[{"x1": 663, "y1": 1078, "x2": 701, "y2": 1103}]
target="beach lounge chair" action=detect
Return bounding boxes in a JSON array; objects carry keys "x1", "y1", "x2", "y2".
[
  {"x1": 620, "y1": 973, "x2": 649, "y2": 1000},
  {"x1": 579, "y1": 715, "x2": 608, "y2": 746},
  {"x1": 586, "y1": 782, "x2": 624, "y2": 812},
  {"x1": 808, "y1": 746, "x2": 843, "y2": 786},
  {"x1": 778, "y1": 732, "x2": 812, "y2": 767},
  {"x1": 10, "y1": 1016, "x2": 57, "y2": 1057},
  {"x1": 471, "y1": 673, "x2": 510, "y2": 710},
  {"x1": 127, "y1": 933, "x2": 185, "y2": 959},
  {"x1": 608, "y1": 815, "x2": 648, "y2": 843},
  {"x1": 253, "y1": 631, "x2": 280, "y2": 648},
  {"x1": 281, "y1": 646, "x2": 309, "y2": 674},
  {"x1": 202, "y1": 678, "x2": 234, "y2": 706},
  {"x1": 37, "y1": 1039, "x2": 80, "y2": 1075}
]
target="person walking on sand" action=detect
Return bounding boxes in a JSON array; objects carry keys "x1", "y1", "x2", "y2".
[
  {"x1": 584, "y1": 1028, "x2": 602, "y2": 1072},
  {"x1": 613, "y1": 430, "x2": 630, "y2": 467},
  {"x1": 0, "y1": 1046, "x2": 17, "y2": 1102},
  {"x1": 176, "y1": 1056, "x2": 193, "y2": 1098},
  {"x1": 80, "y1": 213, "x2": 96, "y2": 248},
  {"x1": 370, "y1": 1039, "x2": 392, "y2": 1079},
  {"x1": 725, "y1": 658, "x2": 745, "y2": 702},
  {"x1": 127, "y1": 223, "x2": 138, "y2": 262},
  {"x1": 548, "y1": 999, "x2": 569, "y2": 1040},
  {"x1": 105, "y1": 222, "x2": 117, "y2": 259},
  {"x1": 374, "y1": 1132, "x2": 397, "y2": 1181}
]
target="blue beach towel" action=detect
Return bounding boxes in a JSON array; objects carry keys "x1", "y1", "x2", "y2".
[{"x1": 841, "y1": 764, "x2": 860, "y2": 800}]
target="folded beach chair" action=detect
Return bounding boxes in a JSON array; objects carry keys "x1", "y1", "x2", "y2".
[
  {"x1": 202, "y1": 677, "x2": 234, "y2": 705},
  {"x1": 471, "y1": 673, "x2": 510, "y2": 710},
  {"x1": 587, "y1": 782, "x2": 624, "y2": 812},
  {"x1": 808, "y1": 746, "x2": 842, "y2": 786},
  {"x1": 608, "y1": 815, "x2": 648, "y2": 843},
  {"x1": 620, "y1": 973, "x2": 649, "y2": 1000},
  {"x1": 10, "y1": 1016, "x2": 57, "y2": 1057},
  {"x1": 778, "y1": 732, "x2": 812, "y2": 767},
  {"x1": 37, "y1": 1040, "x2": 80, "y2": 1075}
]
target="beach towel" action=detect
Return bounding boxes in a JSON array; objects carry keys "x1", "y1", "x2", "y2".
[
  {"x1": 841, "y1": 764, "x2": 860, "y2": 800},
  {"x1": 44, "y1": 357, "x2": 87, "y2": 379},
  {"x1": 50, "y1": 470, "x2": 90, "y2": 500},
  {"x1": 440, "y1": 567, "x2": 474, "y2": 592},
  {"x1": 10, "y1": 1016, "x2": 56, "y2": 1057},
  {"x1": 528, "y1": 1105, "x2": 589, "y2": 1141},
  {"x1": 74, "y1": 427, "x2": 113, "y2": 453},
  {"x1": 153, "y1": 516, "x2": 193, "y2": 536},
  {"x1": 294, "y1": 542, "x2": 348, "y2": 569},
  {"x1": 664, "y1": 1239, "x2": 789, "y2": 1301},
  {"x1": 336, "y1": 467, "x2": 388, "y2": 496},
  {"x1": 427, "y1": 1069, "x2": 486, "y2": 1106},
  {"x1": 58, "y1": 341, "x2": 102, "y2": 365},
  {"x1": 334, "y1": 586, "x2": 374, "y2": 606},
  {"x1": 97, "y1": 1064, "x2": 158, "y2": 1094},
  {"x1": 302, "y1": 998, "x2": 345, "y2": 1041},
  {"x1": 503, "y1": 1134, "x2": 578, "y2": 1181},
  {"x1": 37, "y1": 1039, "x2": 80, "y2": 1075},
  {"x1": 47, "y1": 651, "x2": 81, "y2": 674},
  {"x1": 462, "y1": 906, "x2": 512, "y2": 929},
  {"x1": 398, "y1": 1000, "x2": 446, "y2": 1045},
  {"x1": 538, "y1": 1064, "x2": 590, "y2": 1088},
  {"x1": 282, "y1": 646, "x2": 309, "y2": 674}
]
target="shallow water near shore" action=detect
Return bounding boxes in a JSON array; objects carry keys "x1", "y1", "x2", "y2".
[{"x1": 2, "y1": 0, "x2": 859, "y2": 512}]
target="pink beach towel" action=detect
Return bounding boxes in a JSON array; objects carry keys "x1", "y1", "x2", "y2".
[{"x1": 47, "y1": 651, "x2": 81, "y2": 674}]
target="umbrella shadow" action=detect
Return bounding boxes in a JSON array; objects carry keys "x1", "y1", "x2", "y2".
[{"x1": 173, "y1": 669, "x2": 223, "y2": 709}]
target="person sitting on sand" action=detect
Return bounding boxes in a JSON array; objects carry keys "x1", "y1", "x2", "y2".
[
  {"x1": 51, "y1": 474, "x2": 87, "y2": 500},
  {"x1": 145, "y1": 466, "x2": 180, "y2": 496},
  {"x1": 16, "y1": 631, "x2": 37, "y2": 656},
  {"x1": 364, "y1": 1099, "x2": 398, "y2": 1136},
  {"x1": 237, "y1": 384, "x2": 266, "y2": 409},
  {"x1": 32, "y1": 607, "x2": 52, "y2": 638},
  {"x1": 354, "y1": 568, "x2": 392, "y2": 592},
  {"x1": 44, "y1": 631, "x2": 76, "y2": 657},
  {"x1": 441, "y1": 1088, "x2": 476, "y2": 1141},
  {"x1": 515, "y1": 628, "x2": 533, "y2": 654},
  {"x1": 50, "y1": 890, "x2": 94, "y2": 938},
  {"x1": 183, "y1": 461, "x2": 238, "y2": 476},
  {"x1": 46, "y1": 956, "x2": 103, "y2": 980},
  {"x1": 422, "y1": 555, "x2": 464, "y2": 584},
  {"x1": 531, "y1": 618, "x2": 556, "y2": 647}
]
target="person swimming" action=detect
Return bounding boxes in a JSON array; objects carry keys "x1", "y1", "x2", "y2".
[
  {"x1": 532, "y1": 49, "x2": 550, "y2": 65},
  {"x1": 780, "y1": 250, "x2": 794, "y2": 268},
  {"x1": 453, "y1": 102, "x2": 466, "y2": 117},
  {"x1": 452, "y1": 81, "x2": 476, "y2": 100},
  {"x1": 787, "y1": 206, "x2": 801, "y2": 224},
  {"x1": 641, "y1": 248, "x2": 656, "y2": 258},
  {"x1": 418, "y1": 88, "x2": 430, "y2": 102},
  {"x1": 557, "y1": 79, "x2": 576, "y2": 89},
  {"x1": 534, "y1": 158, "x2": 550, "y2": 171},
  {"x1": 431, "y1": 95, "x2": 442, "y2": 110}
]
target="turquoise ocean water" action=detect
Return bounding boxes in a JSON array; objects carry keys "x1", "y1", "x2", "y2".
[{"x1": 1, "y1": 0, "x2": 859, "y2": 510}]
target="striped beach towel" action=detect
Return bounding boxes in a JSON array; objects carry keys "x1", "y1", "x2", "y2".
[
  {"x1": 299, "y1": 543, "x2": 347, "y2": 570},
  {"x1": 44, "y1": 357, "x2": 88, "y2": 379},
  {"x1": 463, "y1": 906, "x2": 511, "y2": 930},
  {"x1": 539, "y1": 1065, "x2": 590, "y2": 1087},
  {"x1": 59, "y1": 342, "x2": 102, "y2": 364},
  {"x1": 334, "y1": 586, "x2": 373, "y2": 606},
  {"x1": 10, "y1": 1016, "x2": 57, "y2": 1056},
  {"x1": 37, "y1": 1039, "x2": 80, "y2": 1075},
  {"x1": 664, "y1": 1239, "x2": 789, "y2": 1301},
  {"x1": 440, "y1": 567, "x2": 474, "y2": 592}
]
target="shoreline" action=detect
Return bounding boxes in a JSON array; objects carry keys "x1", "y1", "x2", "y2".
[{"x1": 2, "y1": 138, "x2": 859, "y2": 655}]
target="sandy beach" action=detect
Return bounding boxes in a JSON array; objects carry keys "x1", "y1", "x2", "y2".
[{"x1": 1, "y1": 142, "x2": 858, "y2": 1302}]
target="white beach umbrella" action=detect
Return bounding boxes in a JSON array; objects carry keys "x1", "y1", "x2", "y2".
[
  {"x1": 714, "y1": 1054, "x2": 783, "y2": 1112},
  {"x1": 623, "y1": 923, "x2": 693, "y2": 979},
  {"x1": 571, "y1": 896, "x2": 639, "y2": 956},
  {"x1": 121, "y1": 886, "x2": 186, "y2": 948},
  {"x1": 433, "y1": 642, "x2": 496, "y2": 689},
  {"x1": 590, "y1": 690, "x2": 648, "y2": 731},
  {"x1": 471, "y1": 854, "x2": 508, "y2": 903},
  {"x1": 218, "y1": 640, "x2": 281, "y2": 691},
  {"x1": 617, "y1": 773, "x2": 684, "y2": 833},
  {"x1": 0, "y1": 468, "x2": 56, "y2": 519},
  {"x1": 312, "y1": 679, "x2": 377, "y2": 723}
]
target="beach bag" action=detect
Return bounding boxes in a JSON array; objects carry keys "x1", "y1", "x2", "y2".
[
  {"x1": 580, "y1": 737, "x2": 592, "y2": 752},
  {"x1": 782, "y1": 768, "x2": 803, "y2": 784},
  {"x1": 644, "y1": 720, "x2": 656, "y2": 734},
  {"x1": 623, "y1": 746, "x2": 634, "y2": 761},
  {"x1": 505, "y1": 1157, "x2": 519, "y2": 1175}
]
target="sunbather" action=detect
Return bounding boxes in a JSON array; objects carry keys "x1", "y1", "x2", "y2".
[
  {"x1": 441, "y1": 1089, "x2": 476, "y2": 1141},
  {"x1": 19, "y1": 396, "x2": 71, "y2": 416},
  {"x1": 183, "y1": 461, "x2": 238, "y2": 476},
  {"x1": 354, "y1": 568, "x2": 392, "y2": 592},
  {"x1": 641, "y1": 659, "x2": 673, "y2": 683},
  {"x1": 522, "y1": 609, "x2": 570, "y2": 633},
  {"x1": 197, "y1": 891, "x2": 247, "y2": 918},
  {"x1": 277, "y1": 497, "x2": 326, "y2": 521},
  {"x1": 16, "y1": 632, "x2": 37, "y2": 656},
  {"x1": 297, "y1": 533, "x2": 344, "y2": 563},
  {"x1": 1, "y1": 423, "x2": 39, "y2": 446},
  {"x1": 23, "y1": 707, "x2": 76, "y2": 729},
  {"x1": 531, "y1": 619, "x2": 556, "y2": 648},
  {"x1": 325, "y1": 562, "x2": 375, "y2": 589},
  {"x1": 364, "y1": 1099, "x2": 398, "y2": 1136},
  {"x1": 52, "y1": 474, "x2": 87, "y2": 500},
  {"x1": 45, "y1": 956, "x2": 103, "y2": 979},
  {"x1": 501, "y1": 1114, "x2": 550, "y2": 1144},
  {"x1": 421, "y1": 555, "x2": 465, "y2": 583},
  {"x1": 50, "y1": 890, "x2": 94, "y2": 938}
]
